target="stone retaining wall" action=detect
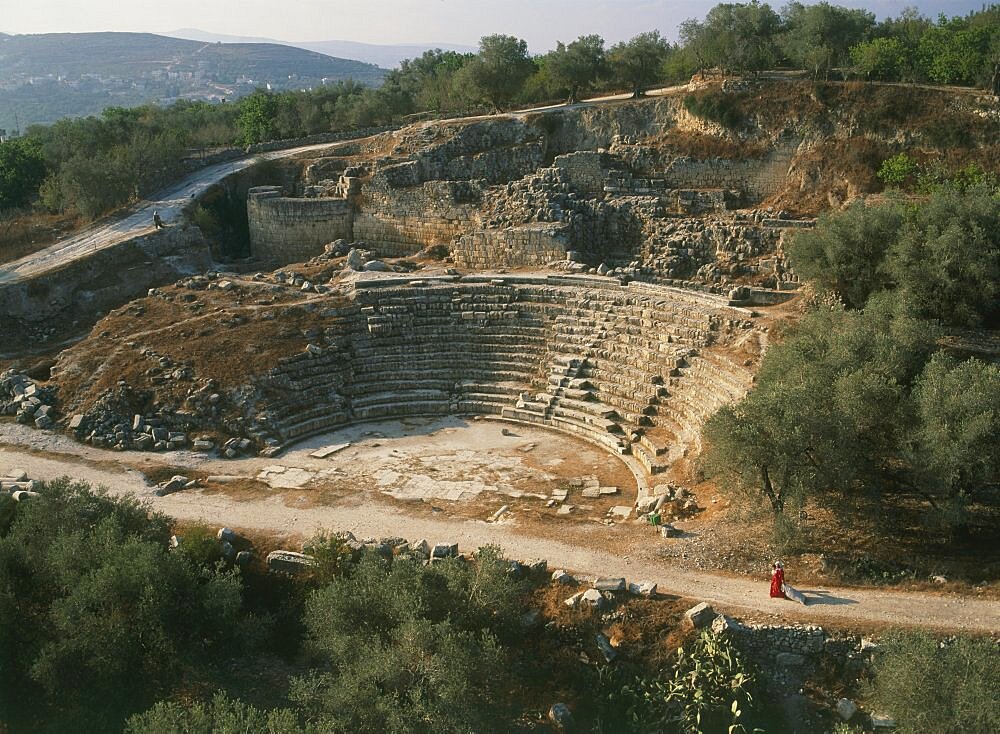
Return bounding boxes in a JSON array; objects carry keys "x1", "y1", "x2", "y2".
[
  {"x1": 248, "y1": 186, "x2": 353, "y2": 263},
  {"x1": 354, "y1": 180, "x2": 480, "y2": 258},
  {"x1": 453, "y1": 223, "x2": 571, "y2": 269},
  {"x1": 0, "y1": 225, "x2": 213, "y2": 346}
]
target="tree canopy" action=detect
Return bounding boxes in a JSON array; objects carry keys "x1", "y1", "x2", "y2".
[
  {"x1": 460, "y1": 35, "x2": 536, "y2": 111},
  {"x1": 0, "y1": 479, "x2": 249, "y2": 729},
  {"x1": 544, "y1": 35, "x2": 608, "y2": 103},
  {"x1": 706, "y1": 186, "x2": 1000, "y2": 533}
]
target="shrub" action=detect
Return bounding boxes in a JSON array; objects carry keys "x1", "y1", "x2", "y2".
[
  {"x1": 287, "y1": 546, "x2": 527, "y2": 733},
  {"x1": 868, "y1": 632, "x2": 1000, "y2": 733},
  {"x1": 785, "y1": 198, "x2": 904, "y2": 309},
  {"x1": 600, "y1": 631, "x2": 762, "y2": 733},
  {"x1": 877, "y1": 153, "x2": 919, "y2": 187},
  {"x1": 0, "y1": 479, "x2": 249, "y2": 729},
  {"x1": 301, "y1": 531, "x2": 354, "y2": 584},
  {"x1": 127, "y1": 692, "x2": 303, "y2": 734},
  {"x1": 190, "y1": 205, "x2": 222, "y2": 239},
  {"x1": 176, "y1": 523, "x2": 223, "y2": 567}
]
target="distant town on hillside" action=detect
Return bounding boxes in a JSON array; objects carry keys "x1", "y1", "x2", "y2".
[{"x1": 0, "y1": 32, "x2": 387, "y2": 130}]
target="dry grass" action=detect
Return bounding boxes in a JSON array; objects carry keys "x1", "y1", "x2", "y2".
[
  {"x1": 52, "y1": 278, "x2": 351, "y2": 414},
  {"x1": 653, "y1": 129, "x2": 769, "y2": 160},
  {"x1": 0, "y1": 210, "x2": 81, "y2": 265}
]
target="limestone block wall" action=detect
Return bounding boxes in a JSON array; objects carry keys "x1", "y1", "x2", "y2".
[
  {"x1": 654, "y1": 141, "x2": 798, "y2": 203},
  {"x1": 248, "y1": 186, "x2": 353, "y2": 263},
  {"x1": 453, "y1": 223, "x2": 571, "y2": 269},
  {"x1": 550, "y1": 151, "x2": 609, "y2": 194},
  {"x1": 0, "y1": 225, "x2": 212, "y2": 345},
  {"x1": 354, "y1": 180, "x2": 480, "y2": 258}
]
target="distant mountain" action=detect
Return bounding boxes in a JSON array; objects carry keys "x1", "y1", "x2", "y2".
[
  {"x1": 170, "y1": 28, "x2": 477, "y2": 69},
  {"x1": 0, "y1": 32, "x2": 386, "y2": 130}
]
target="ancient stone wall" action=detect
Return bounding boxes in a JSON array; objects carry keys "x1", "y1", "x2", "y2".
[
  {"x1": 453, "y1": 223, "x2": 571, "y2": 269},
  {"x1": 248, "y1": 186, "x2": 353, "y2": 263},
  {"x1": 615, "y1": 139, "x2": 801, "y2": 204},
  {"x1": 353, "y1": 180, "x2": 480, "y2": 258}
]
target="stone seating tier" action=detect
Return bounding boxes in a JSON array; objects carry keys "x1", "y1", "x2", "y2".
[{"x1": 255, "y1": 275, "x2": 754, "y2": 477}]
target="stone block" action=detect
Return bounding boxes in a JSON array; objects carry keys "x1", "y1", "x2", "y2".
[
  {"x1": 685, "y1": 602, "x2": 715, "y2": 629},
  {"x1": 593, "y1": 577, "x2": 626, "y2": 592},
  {"x1": 266, "y1": 550, "x2": 316, "y2": 574}
]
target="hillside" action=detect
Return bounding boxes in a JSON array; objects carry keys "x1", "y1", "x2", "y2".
[
  {"x1": 169, "y1": 28, "x2": 477, "y2": 69},
  {"x1": 0, "y1": 32, "x2": 386, "y2": 129}
]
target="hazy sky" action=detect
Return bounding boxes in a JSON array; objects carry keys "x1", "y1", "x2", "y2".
[{"x1": 2, "y1": 0, "x2": 989, "y2": 50}]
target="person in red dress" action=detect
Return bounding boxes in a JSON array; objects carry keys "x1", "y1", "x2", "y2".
[{"x1": 770, "y1": 561, "x2": 787, "y2": 599}]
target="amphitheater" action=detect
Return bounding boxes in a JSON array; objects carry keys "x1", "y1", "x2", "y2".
[{"x1": 255, "y1": 273, "x2": 756, "y2": 487}]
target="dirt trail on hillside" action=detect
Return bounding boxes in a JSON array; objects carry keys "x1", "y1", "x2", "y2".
[{"x1": 2, "y1": 425, "x2": 997, "y2": 634}]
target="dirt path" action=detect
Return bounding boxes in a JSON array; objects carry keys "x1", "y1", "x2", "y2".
[
  {"x1": 0, "y1": 138, "x2": 365, "y2": 284},
  {"x1": 2, "y1": 425, "x2": 997, "y2": 634}
]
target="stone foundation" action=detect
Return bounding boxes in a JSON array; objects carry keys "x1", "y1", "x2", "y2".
[{"x1": 248, "y1": 186, "x2": 353, "y2": 262}]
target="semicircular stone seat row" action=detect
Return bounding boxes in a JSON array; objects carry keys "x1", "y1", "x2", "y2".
[{"x1": 255, "y1": 274, "x2": 757, "y2": 477}]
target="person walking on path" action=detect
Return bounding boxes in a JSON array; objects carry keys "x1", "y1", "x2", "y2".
[
  {"x1": 153, "y1": 211, "x2": 164, "y2": 229},
  {"x1": 770, "y1": 561, "x2": 786, "y2": 598},
  {"x1": 770, "y1": 561, "x2": 808, "y2": 605}
]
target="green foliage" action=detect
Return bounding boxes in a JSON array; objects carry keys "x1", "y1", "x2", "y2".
[
  {"x1": 868, "y1": 632, "x2": 1000, "y2": 733},
  {"x1": 780, "y1": 1, "x2": 876, "y2": 79},
  {"x1": 236, "y1": 90, "x2": 280, "y2": 146},
  {"x1": 660, "y1": 632, "x2": 760, "y2": 733},
  {"x1": 786, "y1": 198, "x2": 904, "y2": 308},
  {"x1": 176, "y1": 522, "x2": 224, "y2": 567},
  {"x1": 386, "y1": 49, "x2": 474, "y2": 114},
  {"x1": 127, "y1": 691, "x2": 303, "y2": 734},
  {"x1": 703, "y1": 298, "x2": 939, "y2": 515},
  {"x1": 542, "y1": 35, "x2": 608, "y2": 103},
  {"x1": 595, "y1": 631, "x2": 762, "y2": 733},
  {"x1": 683, "y1": 90, "x2": 745, "y2": 129},
  {"x1": 607, "y1": 31, "x2": 672, "y2": 97},
  {"x1": 787, "y1": 187, "x2": 1000, "y2": 325},
  {"x1": 461, "y1": 35, "x2": 536, "y2": 111},
  {"x1": 876, "y1": 152, "x2": 919, "y2": 187},
  {"x1": 0, "y1": 136, "x2": 47, "y2": 210},
  {"x1": 287, "y1": 545, "x2": 526, "y2": 733},
  {"x1": 850, "y1": 37, "x2": 908, "y2": 80},
  {"x1": 301, "y1": 531, "x2": 354, "y2": 585},
  {"x1": 190, "y1": 205, "x2": 223, "y2": 239},
  {"x1": 908, "y1": 355, "x2": 1000, "y2": 528},
  {"x1": 888, "y1": 186, "x2": 1000, "y2": 327},
  {"x1": 680, "y1": 1, "x2": 782, "y2": 75},
  {"x1": 0, "y1": 479, "x2": 250, "y2": 729}
]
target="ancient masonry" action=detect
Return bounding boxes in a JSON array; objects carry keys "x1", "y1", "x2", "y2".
[
  {"x1": 245, "y1": 110, "x2": 807, "y2": 284},
  {"x1": 248, "y1": 186, "x2": 353, "y2": 262},
  {"x1": 253, "y1": 274, "x2": 756, "y2": 489}
]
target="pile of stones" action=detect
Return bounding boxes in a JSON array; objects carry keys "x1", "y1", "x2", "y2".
[
  {"x1": 636, "y1": 484, "x2": 702, "y2": 524},
  {"x1": 66, "y1": 378, "x2": 257, "y2": 456},
  {"x1": 1, "y1": 469, "x2": 40, "y2": 503},
  {"x1": 1, "y1": 370, "x2": 58, "y2": 429},
  {"x1": 67, "y1": 382, "x2": 186, "y2": 451},
  {"x1": 170, "y1": 526, "x2": 254, "y2": 567},
  {"x1": 641, "y1": 211, "x2": 786, "y2": 283},
  {"x1": 562, "y1": 573, "x2": 658, "y2": 612}
]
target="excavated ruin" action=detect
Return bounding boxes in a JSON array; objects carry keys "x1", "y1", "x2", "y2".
[{"x1": 11, "y1": 79, "x2": 998, "y2": 490}]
